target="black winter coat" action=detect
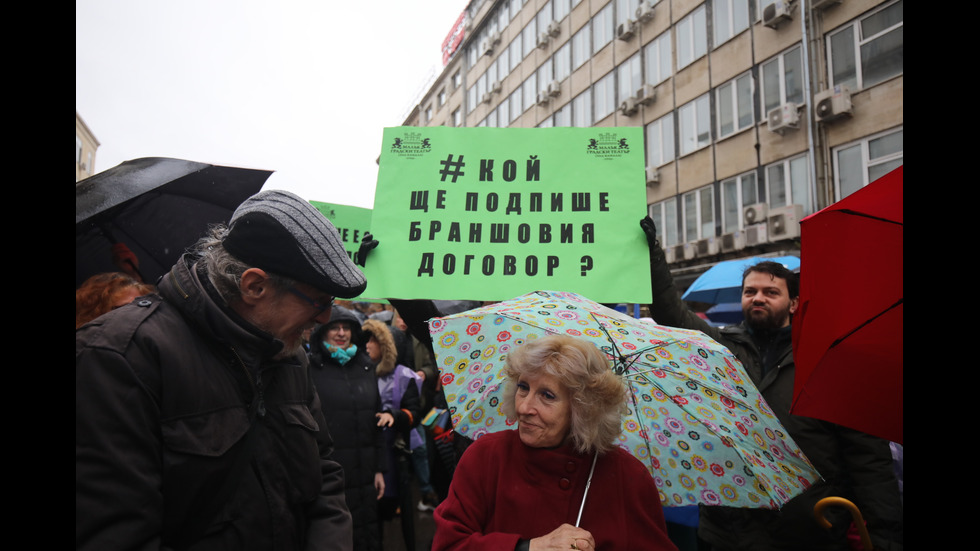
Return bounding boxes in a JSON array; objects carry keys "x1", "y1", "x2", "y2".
[
  {"x1": 309, "y1": 308, "x2": 386, "y2": 551},
  {"x1": 76, "y1": 256, "x2": 353, "y2": 551}
]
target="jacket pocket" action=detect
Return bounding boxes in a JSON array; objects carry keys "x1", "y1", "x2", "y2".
[{"x1": 161, "y1": 407, "x2": 250, "y2": 456}]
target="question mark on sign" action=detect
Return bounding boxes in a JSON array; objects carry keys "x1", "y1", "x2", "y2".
[{"x1": 580, "y1": 255, "x2": 593, "y2": 276}]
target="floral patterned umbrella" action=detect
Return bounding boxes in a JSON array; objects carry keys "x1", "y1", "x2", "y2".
[{"x1": 429, "y1": 290, "x2": 821, "y2": 509}]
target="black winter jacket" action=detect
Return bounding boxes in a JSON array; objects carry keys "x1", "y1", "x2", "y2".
[
  {"x1": 308, "y1": 307, "x2": 386, "y2": 551},
  {"x1": 76, "y1": 256, "x2": 353, "y2": 551}
]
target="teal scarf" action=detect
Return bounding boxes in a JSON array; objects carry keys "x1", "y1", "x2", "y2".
[{"x1": 325, "y1": 343, "x2": 358, "y2": 365}]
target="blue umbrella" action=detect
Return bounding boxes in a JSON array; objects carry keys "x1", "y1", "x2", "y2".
[
  {"x1": 681, "y1": 256, "x2": 800, "y2": 304},
  {"x1": 704, "y1": 302, "x2": 743, "y2": 324}
]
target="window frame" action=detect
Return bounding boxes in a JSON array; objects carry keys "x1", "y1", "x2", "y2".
[
  {"x1": 645, "y1": 113, "x2": 675, "y2": 168},
  {"x1": 760, "y1": 44, "x2": 804, "y2": 115},
  {"x1": 827, "y1": 0, "x2": 904, "y2": 91},
  {"x1": 765, "y1": 153, "x2": 812, "y2": 213},
  {"x1": 832, "y1": 127, "x2": 903, "y2": 200},
  {"x1": 682, "y1": 184, "x2": 716, "y2": 242},
  {"x1": 649, "y1": 197, "x2": 680, "y2": 247},
  {"x1": 676, "y1": 4, "x2": 708, "y2": 70},
  {"x1": 678, "y1": 93, "x2": 711, "y2": 156},
  {"x1": 715, "y1": 71, "x2": 754, "y2": 139}
]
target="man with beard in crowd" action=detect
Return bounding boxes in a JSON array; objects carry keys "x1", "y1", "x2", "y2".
[{"x1": 640, "y1": 217, "x2": 902, "y2": 551}]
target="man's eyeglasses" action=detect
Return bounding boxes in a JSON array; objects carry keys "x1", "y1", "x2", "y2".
[{"x1": 288, "y1": 286, "x2": 334, "y2": 314}]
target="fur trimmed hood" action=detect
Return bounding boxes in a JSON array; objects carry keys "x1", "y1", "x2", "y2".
[{"x1": 361, "y1": 318, "x2": 398, "y2": 377}]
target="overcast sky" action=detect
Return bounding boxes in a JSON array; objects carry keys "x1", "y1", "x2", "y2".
[{"x1": 76, "y1": 0, "x2": 469, "y2": 208}]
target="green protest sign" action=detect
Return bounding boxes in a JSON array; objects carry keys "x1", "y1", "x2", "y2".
[
  {"x1": 361, "y1": 127, "x2": 652, "y2": 304},
  {"x1": 309, "y1": 201, "x2": 373, "y2": 266}
]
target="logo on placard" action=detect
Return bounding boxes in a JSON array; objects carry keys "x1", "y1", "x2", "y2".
[
  {"x1": 585, "y1": 133, "x2": 631, "y2": 159},
  {"x1": 390, "y1": 132, "x2": 432, "y2": 159}
]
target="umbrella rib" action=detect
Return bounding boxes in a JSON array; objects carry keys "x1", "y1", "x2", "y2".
[
  {"x1": 829, "y1": 298, "x2": 903, "y2": 350},
  {"x1": 837, "y1": 208, "x2": 903, "y2": 227}
]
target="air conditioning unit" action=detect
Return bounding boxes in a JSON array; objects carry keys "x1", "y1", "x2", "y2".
[
  {"x1": 744, "y1": 223, "x2": 769, "y2": 246},
  {"x1": 479, "y1": 38, "x2": 493, "y2": 57},
  {"x1": 547, "y1": 21, "x2": 561, "y2": 37},
  {"x1": 536, "y1": 91, "x2": 550, "y2": 106},
  {"x1": 665, "y1": 245, "x2": 679, "y2": 263},
  {"x1": 767, "y1": 204, "x2": 804, "y2": 240},
  {"x1": 636, "y1": 84, "x2": 656, "y2": 105},
  {"x1": 763, "y1": 0, "x2": 793, "y2": 29},
  {"x1": 490, "y1": 80, "x2": 502, "y2": 94},
  {"x1": 768, "y1": 103, "x2": 800, "y2": 134},
  {"x1": 537, "y1": 32, "x2": 550, "y2": 49},
  {"x1": 620, "y1": 97, "x2": 639, "y2": 116},
  {"x1": 683, "y1": 242, "x2": 701, "y2": 260},
  {"x1": 636, "y1": 1, "x2": 656, "y2": 23},
  {"x1": 814, "y1": 85, "x2": 853, "y2": 123},
  {"x1": 696, "y1": 237, "x2": 720, "y2": 256},
  {"x1": 481, "y1": 92, "x2": 493, "y2": 104},
  {"x1": 645, "y1": 166, "x2": 660, "y2": 186},
  {"x1": 720, "y1": 232, "x2": 746, "y2": 253},
  {"x1": 489, "y1": 31, "x2": 502, "y2": 46},
  {"x1": 616, "y1": 20, "x2": 636, "y2": 40},
  {"x1": 547, "y1": 80, "x2": 561, "y2": 97},
  {"x1": 811, "y1": 0, "x2": 841, "y2": 10},
  {"x1": 743, "y1": 203, "x2": 768, "y2": 226}
]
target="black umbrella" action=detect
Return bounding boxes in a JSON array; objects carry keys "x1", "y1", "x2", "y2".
[{"x1": 76, "y1": 157, "x2": 273, "y2": 288}]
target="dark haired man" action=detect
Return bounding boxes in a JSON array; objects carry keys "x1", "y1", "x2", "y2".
[{"x1": 641, "y1": 217, "x2": 902, "y2": 551}]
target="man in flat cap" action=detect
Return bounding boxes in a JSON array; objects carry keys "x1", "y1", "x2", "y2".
[{"x1": 77, "y1": 190, "x2": 365, "y2": 551}]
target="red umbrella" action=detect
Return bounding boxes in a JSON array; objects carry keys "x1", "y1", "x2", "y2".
[{"x1": 791, "y1": 166, "x2": 903, "y2": 444}]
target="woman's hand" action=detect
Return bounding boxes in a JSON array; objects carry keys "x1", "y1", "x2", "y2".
[
  {"x1": 373, "y1": 472, "x2": 385, "y2": 500},
  {"x1": 376, "y1": 412, "x2": 394, "y2": 428},
  {"x1": 529, "y1": 524, "x2": 595, "y2": 551}
]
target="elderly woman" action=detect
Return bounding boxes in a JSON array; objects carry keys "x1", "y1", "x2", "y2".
[{"x1": 432, "y1": 334, "x2": 676, "y2": 551}]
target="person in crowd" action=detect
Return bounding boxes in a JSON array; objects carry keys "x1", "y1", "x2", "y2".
[
  {"x1": 309, "y1": 306, "x2": 386, "y2": 551},
  {"x1": 363, "y1": 318, "x2": 424, "y2": 551},
  {"x1": 76, "y1": 190, "x2": 362, "y2": 550},
  {"x1": 640, "y1": 216, "x2": 903, "y2": 551},
  {"x1": 431, "y1": 334, "x2": 677, "y2": 551},
  {"x1": 75, "y1": 271, "x2": 155, "y2": 328}
]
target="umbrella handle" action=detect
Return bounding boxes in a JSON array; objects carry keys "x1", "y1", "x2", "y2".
[
  {"x1": 813, "y1": 497, "x2": 873, "y2": 551},
  {"x1": 575, "y1": 452, "x2": 598, "y2": 527}
]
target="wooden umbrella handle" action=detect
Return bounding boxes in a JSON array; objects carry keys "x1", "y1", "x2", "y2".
[{"x1": 813, "y1": 496, "x2": 873, "y2": 551}]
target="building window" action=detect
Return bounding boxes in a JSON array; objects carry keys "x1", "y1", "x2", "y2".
[
  {"x1": 617, "y1": 53, "x2": 643, "y2": 105},
  {"x1": 592, "y1": 3, "x2": 614, "y2": 52},
  {"x1": 683, "y1": 185, "x2": 715, "y2": 242},
  {"x1": 679, "y1": 93, "x2": 711, "y2": 156},
  {"x1": 834, "y1": 127, "x2": 903, "y2": 200},
  {"x1": 425, "y1": 106, "x2": 433, "y2": 122},
  {"x1": 537, "y1": 61, "x2": 554, "y2": 94},
  {"x1": 572, "y1": 23, "x2": 591, "y2": 70},
  {"x1": 554, "y1": 103, "x2": 572, "y2": 126},
  {"x1": 76, "y1": 136, "x2": 83, "y2": 163},
  {"x1": 676, "y1": 4, "x2": 707, "y2": 70},
  {"x1": 554, "y1": 41, "x2": 571, "y2": 82},
  {"x1": 453, "y1": 70, "x2": 462, "y2": 89},
  {"x1": 716, "y1": 72, "x2": 754, "y2": 138},
  {"x1": 438, "y1": 89, "x2": 447, "y2": 107},
  {"x1": 572, "y1": 89, "x2": 593, "y2": 127},
  {"x1": 522, "y1": 75, "x2": 536, "y2": 114},
  {"x1": 721, "y1": 171, "x2": 760, "y2": 233},
  {"x1": 593, "y1": 72, "x2": 616, "y2": 121},
  {"x1": 766, "y1": 154, "x2": 811, "y2": 213},
  {"x1": 649, "y1": 197, "x2": 679, "y2": 247},
  {"x1": 522, "y1": 19, "x2": 538, "y2": 59},
  {"x1": 761, "y1": 45, "x2": 804, "y2": 115},
  {"x1": 828, "y1": 0, "x2": 903, "y2": 91},
  {"x1": 645, "y1": 113, "x2": 675, "y2": 168},
  {"x1": 713, "y1": 0, "x2": 749, "y2": 47},
  {"x1": 538, "y1": 0, "x2": 554, "y2": 30},
  {"x1": 644, "y1": 30, "x2": 672, "y2": 87},
  {"x1": 554, "y1": 0, "x2": 571, "y2": 21}
]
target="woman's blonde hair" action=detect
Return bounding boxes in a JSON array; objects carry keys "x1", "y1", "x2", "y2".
[{"x1": 501, "y1": 334, "x2": 626, "y2": 455}]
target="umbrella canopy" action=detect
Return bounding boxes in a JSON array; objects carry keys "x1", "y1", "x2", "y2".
[
  {"x1": 76, "y1": 157, "x2": 273, "y2": 287},
  {"x1": 429, "y1": 290, "x2": 821, "y2": 509},
  {"x1": 791, "y1": 166, "x2": 903, "y2": 445},
  {"x1": 704, "y1": 302, "x2": 743, "y2": 325},
  {"x1": 682, "y1": 256, "x2": 801, "y2": 304}
]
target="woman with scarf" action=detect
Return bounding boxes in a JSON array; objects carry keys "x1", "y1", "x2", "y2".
[
  {"x1": 309, "y1": 306, "x2": 386, "y2": 551},
  {"x1": 362, "y1": 318, "x2": 423, "y2": 551}
]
